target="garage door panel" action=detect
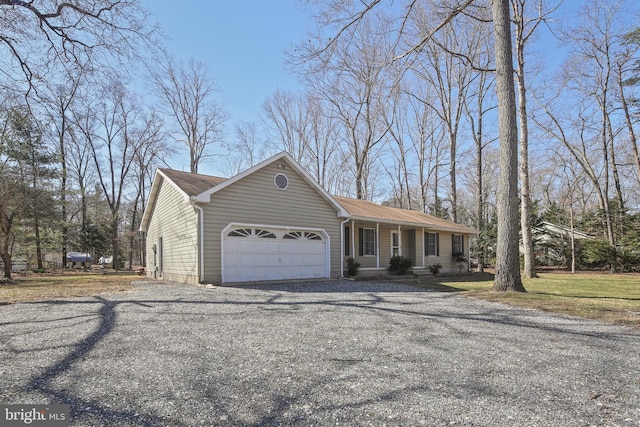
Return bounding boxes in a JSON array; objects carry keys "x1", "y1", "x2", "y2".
[{"x1": 223, "y1": 226, "x2": 328, "y2": 283}]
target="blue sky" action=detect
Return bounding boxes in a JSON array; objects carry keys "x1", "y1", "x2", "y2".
[
  {"x1": 142, "y1": 1, "x2": 582, "y2": 177},
  {"x1": 143, "y1": 1, "x2": 312, "y2": 174}
]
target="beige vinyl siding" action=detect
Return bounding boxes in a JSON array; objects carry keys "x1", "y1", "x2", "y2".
[
  {"x1": 422, "y1": 231, "x2": 469, "y2": 273},
  {"x1": 145, "y1": 179, "x2": 200, "y2": 284},
  {"x1": 352, "y1": 225, "x2": 420, "y2": 270},
  {"x1": 350, "y1": 224, "x2": 471, "y2": 274},
  {"x1": 201, "y1": 162, "x2": 342, "y2": 283}
]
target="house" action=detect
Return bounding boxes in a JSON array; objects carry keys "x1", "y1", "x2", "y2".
[
  {"x1": 139, "y1": 152, "x2": 476, "y2": 285},
  {"x1": 526, "y1": 221, "x2": 594, "y2": 264}
]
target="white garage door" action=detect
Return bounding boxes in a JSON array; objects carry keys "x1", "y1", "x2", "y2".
[{"x1": 222, "y1": 226, "x2": 328, "y2": 283}]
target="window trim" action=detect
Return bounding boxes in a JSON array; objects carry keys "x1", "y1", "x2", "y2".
[
  {"x1": 359, "y1": 227, "x2": 376, "y2": 257},
  {"x1": 391, "y1": 230, "x2": 399, "y2": 257},
  {"x1": 452, "y1": 234, "x2": 464, "y2": 256},
  {"x1": 424, "y1": 232, "x2": 439, "y2": 257},
  {"x1": 344, "y1": 226, "x2": 350, "y2": 256}
]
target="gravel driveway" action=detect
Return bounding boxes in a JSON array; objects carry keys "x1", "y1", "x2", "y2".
[{"x1": 1, "y1": 279, "x2": 639, "y2": 426}]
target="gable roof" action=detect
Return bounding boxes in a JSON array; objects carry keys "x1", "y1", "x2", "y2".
[
  {"x1": 334, "y1": 196, "x2": 476, "y2": 234},
  {"x1": 159, "y1": 168, "x2": 227, "y2": 197},
  {"x1": 532, "y1": 221, "x2": 594, "y2": 241},
  {"x1": 139, "y1": 152, "x2": 349, "y2": 232},
  {"x1": 139, "y1": 151, "x2": 476, "y2": 234},
  {"x1": 188, "y1": 152, "x2": 349, "y2": 217}
]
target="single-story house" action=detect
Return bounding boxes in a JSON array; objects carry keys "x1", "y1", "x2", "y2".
[
  {"x1": 525, "y1": 221, "x2": 594, "y2": 264},
  {"x1": 139, "y1": 152, "x2": 476, "y2": 285}
]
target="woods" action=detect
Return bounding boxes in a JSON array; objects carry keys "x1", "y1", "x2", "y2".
[{"x1": 1, "y1": 0, "x2": 639, "y2": 284}]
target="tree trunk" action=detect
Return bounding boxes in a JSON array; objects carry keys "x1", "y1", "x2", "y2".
[
  {"x1": 516, "y1": 57, "x2": 535, "y2": 279},
  {"x1": 475, "y1": 129, "x2": 485, "y2": 273},
  {"x1": 491, "y1": 0, "x2": 526, "y2": 292},
  {"x1": 60, "y1": 131, "x2": 68, "y2": 269},
  {"x1": 34, "y1": 215, "x2": 43, "y2": 270}
]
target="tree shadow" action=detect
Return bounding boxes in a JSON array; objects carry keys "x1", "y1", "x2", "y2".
[{"x1": 6, "y1": 277, "x2": 637, "y2": 426}]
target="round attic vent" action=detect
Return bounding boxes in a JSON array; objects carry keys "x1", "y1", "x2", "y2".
[{"x1": 274, "y1": 173, "x2": 289, "y2": 190}]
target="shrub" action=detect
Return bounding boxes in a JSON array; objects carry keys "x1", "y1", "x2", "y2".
[
  {"x1": 346, "y1": 257, "x2": 360, "y2": 277},
  {"x1": 428, "y1": 263, "x2": 442, "y2": 276},
  {"x1": 389, "y1": 256, "x2": 413, "y2": 275},
  {"x1": 578, "y1": 239, "x2": 616, "y2": 270}
]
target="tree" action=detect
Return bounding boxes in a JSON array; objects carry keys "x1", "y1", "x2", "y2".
[
  {"x1": 490, "y1": 0, "x2": 525, "y2": 292},
  {"x1": 0, "y1": 106, "x2": 56, "y2": 277},
  {"x1": 293, "y1": 0, "x2": 523, "y2": 290},
  {"x1": 0, "y1": 0, "x2": 155, "y2": 98},
  {"x1": 38, "y1": 69, "x2": 84, "y2": 268},
  {"x1": 297, "y1": 10, "x2": 397, "y2": 200},
  {"x1": 222, "y1": 120, "x2": 267, "y2": 176},
  {"x1": 261, "y1": 90, "x2": 342, "y2": 191},
  {"x1": 150, "y1": 56, "x2": 228, "y2": 174},
  {"x1": 410, "y1": 2, "x2": 479, "y2": 221},
  {"x1": 76, "y1": 81, "x2": 148, "y2": 270},
  {"x1": 511, "y1": 0, "x2": 557, "y2": 279}
]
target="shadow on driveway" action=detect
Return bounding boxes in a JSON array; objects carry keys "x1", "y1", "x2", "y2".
[{"x1": 1, "y1": 279, "x2": 638, "y2": 426}]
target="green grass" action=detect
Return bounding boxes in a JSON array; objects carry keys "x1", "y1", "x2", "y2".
[{"x1": 408, "y1": 272, "x2": 640, "y2": 330}]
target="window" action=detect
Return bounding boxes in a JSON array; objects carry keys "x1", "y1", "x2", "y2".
[
  {"x1": 391, "y1": 231, "x2": 399, "y2": 257},
  {"x1": 344, "y1": 226, "x2": 350, "y2": 256},
  {"x1": 359, "y1": 227, "x2": 376, "y2": 256},
  {"x1": 255, "y1": 229, "x2": 277, "y2": 238},
  {"x1": 274, "y1": 173, "x2": 289, "y2": 190},
  {"x1": 228, "y1": 228, "x2": 252, "y2": 237},
  {"x1": 283, "y1": 231, "x2": 323, "y2": 240},
  {"x1": 425, "y1": 232, "x2": 439, "y2": 256},
  {"x1": 452, "y1": 234, "x2": 464, "y2": 255}
]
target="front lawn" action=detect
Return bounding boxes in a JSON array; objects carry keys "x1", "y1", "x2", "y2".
[
  {"x1": 0, "y1": 271, "x2": 137, "y2": 304},
  {"x1": 410, "y1": 272, "x2": 640, "y2": 329}
]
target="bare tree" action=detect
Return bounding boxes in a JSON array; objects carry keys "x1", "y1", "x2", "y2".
[
  {"x1": 410, "y1": 2, "x2": 479, "y2": 222},
  {"x1": 150, "y1": 56, "x2": 228, "y2": 173},
  {"x1": 304, "y1": 12, "x2": 396, "y2": 200},
  {"x1": 222, "y1": 120, "x2": 267, "y2": 176},
  {"x1": 490, "y1": 0, "x2": 525, "y2": 292},
  {"x1": 37, "y1": 69, "x2": 84, "y2": 268},
  {"x1": 262, "y1": 89, "x2": 343, "y2": 191},
  {"x1": 293, "y1": 0, "x2": 525, "y2": 290},
  {"x1": 550, "y1": 0, "x2": 639, "y2": 247},
  {"x1": 463, "y1": 37, "x2": 496, "y2": 273},
  {"x1": 128, "y1": 110, "x2": 167, "y2": 269},
  {"x1": 511, "y1": 0, "x2": 558, "y2": 278},
  {"x1": 0, "y1": 0, "x2": 155, "y2": 98},
  {"x1": 75, "y1": 81, "x2": 147, "y2": 270}
]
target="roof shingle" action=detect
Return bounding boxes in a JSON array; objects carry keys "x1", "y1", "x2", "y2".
[
  {"x1": 159, "y1": 168, "x2": 227, "y2": 197},
  {"x1": 334, "y1": 196, "x2": 476, "y2": 233},
  {"x1": 157, "y1": 168, "x2": 475, "y2": 234}
]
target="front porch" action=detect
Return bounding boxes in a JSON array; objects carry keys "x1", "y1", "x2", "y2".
[{"x1": 342, "y1": 220, "x2": 471, "y2": 277}]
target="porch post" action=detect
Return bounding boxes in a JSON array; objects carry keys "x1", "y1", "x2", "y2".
[
  {"x1": 351, "y1": 220, "x2": 355, "y2": 259},
  {"x1": 376, "y1": 222, "x2": 380, "y2": 268},
  {"x1": 421, "y1": 227, "x2": 425, "y2": 267},
  {"x1": 398, "y1": 225, "x2": 402, "y2": 256}
]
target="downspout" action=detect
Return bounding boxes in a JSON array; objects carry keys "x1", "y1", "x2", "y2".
[
  {"x1": 340, "y1": 217, "x2": 350, "y2": 278},
  {"x1": 190, "y1": 199, "x2": 205, "y2": 283}
]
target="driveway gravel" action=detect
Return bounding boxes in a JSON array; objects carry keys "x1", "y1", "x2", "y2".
[{"x1": 0, "y1": 279, "x2": 639, "y2": 426}]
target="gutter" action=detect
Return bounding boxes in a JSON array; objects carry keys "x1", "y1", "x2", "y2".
[{"x1": 189, "y1": 198, "x2": 205, "y2": 282}]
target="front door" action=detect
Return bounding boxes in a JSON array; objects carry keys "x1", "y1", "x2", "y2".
[{"x1": 391, "y1": 231, "x2": 399, "y2": 257}]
